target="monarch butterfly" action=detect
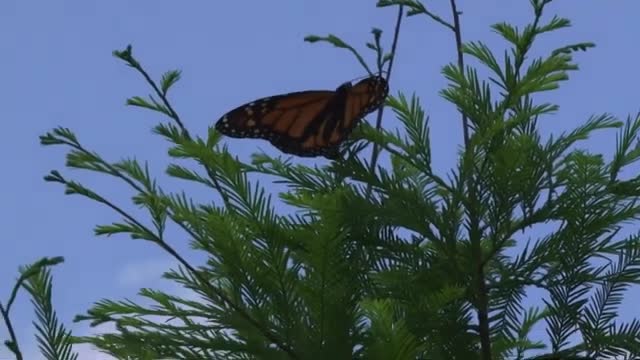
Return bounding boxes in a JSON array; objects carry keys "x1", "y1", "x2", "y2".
[{"x1": 215, "y1": 75, "x2": 389, "y2": 159}]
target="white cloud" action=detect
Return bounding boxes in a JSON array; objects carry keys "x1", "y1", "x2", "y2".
[
  {"x1": 16, "y1": 323, "x2": 118, "y2": 360},
  {"x1": 12, "y1": 261, "x2": 212, "y2": 360},
  {"x1": 116, "y1": 258, "x2": 177, "y2": 287},
  {"x1": 72, "y1": 344, "x2": 117, "y2": 360}
]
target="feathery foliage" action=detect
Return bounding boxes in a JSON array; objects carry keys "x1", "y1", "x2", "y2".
[{"x1": 4, "y1": 1, "x2": 640, "y2": 360}]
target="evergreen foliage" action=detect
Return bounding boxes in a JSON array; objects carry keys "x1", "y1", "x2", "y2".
[{"x1": 3, "y1": 1, "x2": 640, "y2": 359}]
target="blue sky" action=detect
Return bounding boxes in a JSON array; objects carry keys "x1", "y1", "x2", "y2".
[{"x1": 1, "y1": 1, "x2": 639, "y2": 358}]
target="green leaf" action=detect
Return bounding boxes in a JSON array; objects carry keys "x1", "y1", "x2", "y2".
[
  {"x1": 20, "y1": 261, "x2": 78, "y2": 360},
  {"x1": 536, "y1": 15, "x2": 571, "y2": 34},
  {"x1": 304, "y1": 33, "x2": 373, "y2": 74},
  {"x1": 126, "y1": 96, "x2": 158, "y2": 111},
  {"x1": 385, "y1": 92, "x2": 431, "y2": 169},
  {"x1": 610, "y1": 112, "x2": 640, "y2": 181},
  {"x1": 304, "y1": 34, "x2": 348, "y2": 48},
  {"x1": 377, "y1": 0, "x2": 425, "y2": 17},
  {"x1": 552, "y1": 42, "x2": 595, "y2": 56},
  {"x1": 463, "y1": 41, "x2": 505, "y2": 88},
  {"x1": 112, "y1": 44, "x2": 138, "y2": 67},
  {"x1": 360, "y1": 299, "x2": 424, "y2": 359},
  {"x1": 160, "y1": 70, "x2": 181, "y2": 95}
]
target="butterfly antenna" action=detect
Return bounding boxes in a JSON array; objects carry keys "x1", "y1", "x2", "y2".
[
  {"x1": 348, "y1": 71, "x2": 387, "y2": 84},
  {"x1": 348, "y1": 74, "x2": 369, "y2": 83}
]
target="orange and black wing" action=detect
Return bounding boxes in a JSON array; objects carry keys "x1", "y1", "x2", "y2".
[
  {"x1": 215, "y1": 89, "x2": 337, "y2": 157},
  {"x1": 214, "y1": 75, "x2": 388, "y2": 159},
  {"x1": 297, "y1": 75, "x2": 389, "y2": 158}
]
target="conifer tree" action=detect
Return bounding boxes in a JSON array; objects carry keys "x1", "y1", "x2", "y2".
[{"x1": 3, "y1": 1, "x2": 640, "y2": 359}]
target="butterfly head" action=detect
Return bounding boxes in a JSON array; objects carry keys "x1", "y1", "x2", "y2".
[
  {"x1": 341, "y1": 75, "x2": 388, "y2": 97},
  {"x1": 361, "y1": 75, "x2": 388, "y2": 95},
  {"x1": 371, "y1": 76, "x2": 389, "y2": 95},
  {"x1": 354, "y1": 75, "x2": 389, "y2": 113}
]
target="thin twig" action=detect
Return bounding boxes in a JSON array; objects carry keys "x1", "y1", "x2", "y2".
[
  {"x1": 368, "y1": 5, "x2": 404, "y2": 178},
  {"x1": 129, "y1": 61, "x2": 233, "y2": 210},
  {"x1": 58, "y1": 137, "x2": 298, "y2": 357},
  {"x1": 5, "y1": 276, "x2": 24, "y2": 313},
  {"x1": 448, "y1": 1, "x2": 492, "y2": 359},
  {"x1": 0, "y1": 304, "x2": 23, "y2": 360},
  {"x1": 132, "y1": 63, "x2": 187, "y2": 132},
  {"x1": 391, "y1": 0, "x2": 453, "y2": 30},
  {"x1": 63, "y1": 178, "x2": 300, "y2": 359},
  {"x1": 449, "y1": 0, "x2": 469, "y2": 147},
  {"x1": 422, "y1": 7, "x2": 455, "y2": 31},
  {"x1": 380, "y1": 143, "x2": 456, "y2": 194},
  {"x1": 344, "y1": 44, "x2": 375, "y2": 76}
]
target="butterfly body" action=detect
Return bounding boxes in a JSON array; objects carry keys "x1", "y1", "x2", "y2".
[{"x1": 215, "y1": 76, "x2": 388, "y2": 159}]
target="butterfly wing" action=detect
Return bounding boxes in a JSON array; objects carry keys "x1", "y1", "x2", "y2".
[
  {"x1": 215, "y1": 90, "x2": 336, "y2": 157},
  {"x1": 215, "y1": 75, "x2": 388, "y2": 159},
  {"x1": 272, "y1": 83, "x2": 352, "y2": 159},
  {"x1": 293, "y1": 75, "x2": 388, "y2": 159}
]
